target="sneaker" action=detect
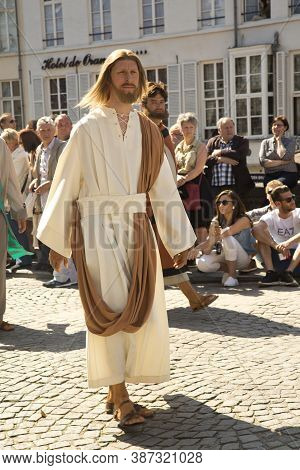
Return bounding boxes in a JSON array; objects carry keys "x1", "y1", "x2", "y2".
[
  {"x1": 239, "y1": 259, "x2": 258, "y2": 273},
  {"x1": 280, "y1": 271, "x2": 299, "y2": 287},
  {"x1": 9, "y1": 263, "x2": 32, "y2": 272},
  {"x1": 224, "y1": 276, "x2": 239, "y2": 287},
  {"x1": 43, "y1": 278, "x2": 72, "y2": 288},
  {"x1": 258, "y1": 270, "x2": 280, "y2": 286}
]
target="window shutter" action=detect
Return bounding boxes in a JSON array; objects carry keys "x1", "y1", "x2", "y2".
[
  {"x1": 276, "y1": 51, "x2": 286, "y2": 116},
  {"x1": 79, "y1": 73, "x2": 90, "y2": 100},
  {"x1": 182, "y1": 62, "x2": 197, "y2": 115},
  {"x1": 167, "y1": 64, "x2": 181, "y2": 127},
  {"x1": 223, "y1": 58, "x2": 229, "y2": 116},
  {"x1": 32, "y1": 77, "x2": 44, "y2": 119},
  {"x1": 78, "y1": 73, "x2": 90, "y2": 118},
  {"x1": 66, "y1": 74, "x2": 79, "y2": 122}
]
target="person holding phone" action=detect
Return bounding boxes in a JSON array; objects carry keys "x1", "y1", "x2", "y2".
[{"x1": 189, "y1": 190, "x2": 256, "y2": 287}]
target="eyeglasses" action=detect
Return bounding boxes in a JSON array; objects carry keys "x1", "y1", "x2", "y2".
[
  {"x1": 216, "y1": 200, "x2": 233, "y2": 206},
  {"x1": 279, "y1": 195, "x2": 295, "y2": 203}
]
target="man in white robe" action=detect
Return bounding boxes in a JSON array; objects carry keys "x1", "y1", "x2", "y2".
[{"x1": 37, "y1": 49, "x2": 196, "y2": 429}]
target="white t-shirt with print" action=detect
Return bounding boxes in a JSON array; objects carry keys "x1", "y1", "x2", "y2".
[{"x1": 260, "y1": 208, "x2": 300, "y2": 248}]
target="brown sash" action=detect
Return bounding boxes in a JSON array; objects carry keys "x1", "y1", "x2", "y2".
[{"x1": 71, "y1": 112, "x2": 164, "y2": 337}]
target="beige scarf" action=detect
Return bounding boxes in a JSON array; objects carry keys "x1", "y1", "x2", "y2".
[{"x1": 71, "y1": 113, "x2": 164, "y2": 337}]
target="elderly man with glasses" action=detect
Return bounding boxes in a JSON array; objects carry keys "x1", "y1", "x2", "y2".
[{"x1": 253, "y1": 185, "x2": 300, "y2": 286}]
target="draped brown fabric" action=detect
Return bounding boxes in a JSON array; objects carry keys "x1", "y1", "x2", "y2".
[{"x1": 71, "y1": 112, "x2": 164, "y2": 337}]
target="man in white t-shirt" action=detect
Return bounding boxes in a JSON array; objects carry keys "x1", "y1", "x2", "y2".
[{"x1": 254, "y1": 185, "x2": 300, "y2": 286}]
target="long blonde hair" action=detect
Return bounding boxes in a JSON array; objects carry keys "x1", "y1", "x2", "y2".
[{"x1": 78, "y1": 49, "x2": 147, "y2": 109}]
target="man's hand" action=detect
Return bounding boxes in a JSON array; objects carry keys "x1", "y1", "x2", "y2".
[
  {"x1": 29, "y1": 178, "x2": 37, "y2": 192},
  {"x1": 35, "y1": 181, "x2": 51, "y2": 194},
  {"x1": 211, "y1": 149, "x2": 222, "y2": 158},
  {"x1": 49, "y1": 250, "x2": 68, "y2": 271},
  {"x1": 276, "y1": 242, "x2": 291, "y2": 258},
  {"x1": 218, "y1": 157, "x2": 238, "y2": 166},
  {"x1": 173, "y1": 249, "x2": 189, "y2": 269},
  {"x1": 177, "y1": 176, "x2": 186, "y2": 187},
  {"x1": 18, "y1": 219, "x2": 26, "y2": 233}
]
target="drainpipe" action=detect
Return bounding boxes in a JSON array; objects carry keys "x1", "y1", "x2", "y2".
[
  {"x1": 234, "y1": 0, "x2": 238, "y2": 47},
  {"x1": 272, "y1": 32, "x2": 279, "y2": 115},
  {"x1": 15, "y1": 0, "x2": 25, "y2": 127}
]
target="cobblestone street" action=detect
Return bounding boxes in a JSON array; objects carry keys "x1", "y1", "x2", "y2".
[{"x1": 0, "y1": 276, "x2": 299, "y2": 450}]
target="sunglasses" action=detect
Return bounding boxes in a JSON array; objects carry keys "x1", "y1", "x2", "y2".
[
  {"x1": 279, "y1": 195, "x2": 295, "y2": 203},
  {"x1": 216, "y1": 200, "x2": 233, "y2": 206}
]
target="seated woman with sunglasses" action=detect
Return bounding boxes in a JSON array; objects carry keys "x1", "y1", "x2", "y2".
[{"x1": 190, "y1": 190, "x2": 256, "y2": 287}]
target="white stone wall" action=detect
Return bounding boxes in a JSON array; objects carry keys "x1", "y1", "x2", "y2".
[{"x1": 1, "y1": 0, "x2": 300, "y2": 170}]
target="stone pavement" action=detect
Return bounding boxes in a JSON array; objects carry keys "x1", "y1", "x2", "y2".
[{"x1": 0, "y1": 275, "x2": 299, "y2": 450}]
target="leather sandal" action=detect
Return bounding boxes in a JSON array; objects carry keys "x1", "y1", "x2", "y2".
[
  {"x1": 106, "y1": 400, "x2": 154, "y2": 418},
  {"x1": 190, "y1": 294, "x2": 218, "y2": 311},
  {"x1": 133, "y1": 403, "x2": 155, "y2": 418},
  {"x1": 114, "y1": 399, "x2": 144, "y2": 430},
  {"x1": 0, "y1": 321, "x2": 14, "y2": 332}
]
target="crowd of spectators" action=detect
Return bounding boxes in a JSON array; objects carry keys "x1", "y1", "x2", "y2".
[
  {"x1": 1, "y1": 111, "x2": 77, "y2": 289},
  {"x1": 1, "y1": 85, "x2": 300, "y2": 304}
]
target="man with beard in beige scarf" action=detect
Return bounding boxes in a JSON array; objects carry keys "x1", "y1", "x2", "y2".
[{"x1": 37, "y1": 49, "x2": 196, "y2": 430}]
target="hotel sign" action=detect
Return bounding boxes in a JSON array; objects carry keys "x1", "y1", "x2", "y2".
[
  {"x1": 41, "y1": 54, "x2": 106, "y2": 70},
  {"x1": 41, "y1": 50, "x2": 148, "y2": 70}
]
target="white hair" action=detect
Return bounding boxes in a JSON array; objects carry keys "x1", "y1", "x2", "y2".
[
  {"x1": 217, "y1": 117, "x2": 235, "y2": 129},
  {"x1": 54, "y1": 113, "x2": 72, "y2": 125},
  {"x1": 177, "y1": 112, "x2": 198, "y2": 130},
  {"x1": 37, "y1": 116, "x2": 55, "y2": 129},
  {"x1": 1, "y1": 128, "x2": 18, "y2": 144}
]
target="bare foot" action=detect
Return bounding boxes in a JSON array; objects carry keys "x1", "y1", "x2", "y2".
[{"x1": 0, "y1": 321, "x2": 14, "y2": 331}]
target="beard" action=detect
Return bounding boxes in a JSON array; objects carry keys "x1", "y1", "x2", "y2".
[
  {"x1": 144, "y1": 107, "x2": 169, "y2": 120},
  {"x1": 111, "y1": 83, "x2": 139, "y2": 104}
]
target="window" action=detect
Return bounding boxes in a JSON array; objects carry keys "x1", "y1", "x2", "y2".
[
  {"x1": 243, "y1": 0, "x2": 270, "y2": 22},
  {"x1": 146, "y1": 68, "x2": 167, "y2": 85},
  {"x1": 142, "y1": 0, "x2": 164, "y2": 35},
  {"x1": 49, "y1": 78, "x2": 67, "y2": 115},
  {"x1": 203, "y1": 62, "x2": 224, "y2": 139},
  {"x1": 198, "y1": 0, "x2": 225, "y2": 28},
  {"x1": 90, "y1": 0, "x2": 112, "y2": 41},
  {"x1": 232, "y1": 53, "x2": 273, "y2": 136},
  {"x1": 0, "y1": 80, "x2": 22, "y2": 128},
  {"x1": 0, "y1": 0, "x2": 17, "y2": 53},
  {"x1": 44, "y1": 0, "x2": 64, "y2": 47},
  {"x1": 290, "y1": 2, "x2": 300, "y2": 15},
  {"x1": 294, "y1": 54, "x2": 300, "y2": 135}
]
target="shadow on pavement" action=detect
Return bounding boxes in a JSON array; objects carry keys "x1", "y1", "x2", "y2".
[
  {"x1": 167, "y1": 307, "x2": 300, "y2": 338},
  {"x1": 0, "y1": 323, "x2": 85, "y2": 352},
  {"x1": 116, "y1": 394, "x2": 299, "y2": 450}
]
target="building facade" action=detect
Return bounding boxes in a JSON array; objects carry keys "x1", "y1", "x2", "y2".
[{"x1": 1, "y1": 0, "x2": 300, "y2": 169}]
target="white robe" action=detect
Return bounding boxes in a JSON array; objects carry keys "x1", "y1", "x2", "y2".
[{"x1": 37, "y1": 106, "x2": 196, "y2": 388}]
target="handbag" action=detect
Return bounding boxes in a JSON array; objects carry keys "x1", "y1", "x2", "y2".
[
  {"x1": 24, "y1": 191, "x2": 37, "y2": 218},
  {"x1": 181, "y1": 181, "x2": 201, "y2": 211}
]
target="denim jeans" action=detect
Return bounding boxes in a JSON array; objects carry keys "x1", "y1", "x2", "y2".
[
  {"x1": 271, "y1": 247, "x2": 300, "y2": 275},
  {"x1": 264, "y1": 171, "x2": 299, "y2": 190}
]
